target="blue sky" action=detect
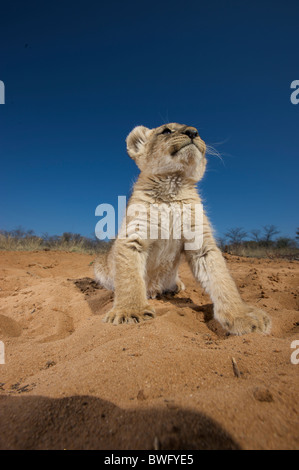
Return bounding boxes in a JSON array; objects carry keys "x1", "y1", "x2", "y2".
[{"x1": 0, "y1": 0, "x2": 298, "y2": 240}]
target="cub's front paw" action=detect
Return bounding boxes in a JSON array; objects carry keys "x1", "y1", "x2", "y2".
[
  {"x1": 219, "y1": 304, "x2": 271, "y2": 336},
  {"x1": 103, "y1": 305, "x2": 156, "y2": 325}
]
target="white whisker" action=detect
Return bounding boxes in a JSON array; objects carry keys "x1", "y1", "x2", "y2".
[{"x1": 206, "y1": 144, "x2": 225, "y2": 166}]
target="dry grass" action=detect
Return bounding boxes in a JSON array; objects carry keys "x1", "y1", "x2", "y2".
[
  {"x1": 0, "y1": 232, "x2": 112, "y2": 254},
  {"x1": 225, "y1": 245, "x2": 299, "y2": 260},
  {"x1": 1, "y1": 229, "x2": 298, "y2": 260}
]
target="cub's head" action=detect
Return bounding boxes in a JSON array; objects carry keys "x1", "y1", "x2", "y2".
[{"x1": 126, "y1": 123, "x2": 207, "y2": 182}]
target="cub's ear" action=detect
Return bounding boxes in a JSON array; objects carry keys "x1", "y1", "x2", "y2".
[{"x1": 126, "y1": 126, "x2": 150, "y2": 161}]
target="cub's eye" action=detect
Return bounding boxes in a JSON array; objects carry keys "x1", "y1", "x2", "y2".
[{"x1": 161, "y1": 128, "x2": 172, "y2": 135}]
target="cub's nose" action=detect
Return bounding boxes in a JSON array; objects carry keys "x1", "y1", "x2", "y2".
[{"x1": 183, "y1": 128, "x2": 199, "y2": 140}]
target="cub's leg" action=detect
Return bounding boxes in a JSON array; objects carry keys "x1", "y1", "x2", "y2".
[
  {"x1": 103, "y1": 237, "x2": 156, "y2": 324},
  {"x1": 185, "y1": 223, "x2": 271, "y2": 335},
  {"x1": 94, "y1": 251, "x2": 114, "y2": 291}
]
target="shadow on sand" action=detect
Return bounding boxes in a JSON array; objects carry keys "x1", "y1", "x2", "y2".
[{"x1": 0, "y1": 394, "x2": 241, "y2": 450}]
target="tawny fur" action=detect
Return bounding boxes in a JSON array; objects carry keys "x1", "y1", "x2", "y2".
[{"x1": 94, "y1": 123, "x2": 271, "y2": 335}]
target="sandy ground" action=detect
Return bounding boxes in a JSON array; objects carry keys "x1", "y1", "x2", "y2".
[{"x1": 0, "y1": 250, "x2": 298, "y2": 450}]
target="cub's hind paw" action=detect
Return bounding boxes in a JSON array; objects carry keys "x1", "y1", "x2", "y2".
[{"x1": 175, "y1": 278, "x2": 186, "y2": 293}]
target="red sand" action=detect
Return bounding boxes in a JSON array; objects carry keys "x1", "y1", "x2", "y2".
[{"x1": 0, "y1": 250, "x2": 298, "y2": 450}]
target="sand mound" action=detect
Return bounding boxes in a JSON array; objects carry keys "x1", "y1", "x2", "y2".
[{"x1": 0, "y1": 251, "x2": 298, "y2": 449}]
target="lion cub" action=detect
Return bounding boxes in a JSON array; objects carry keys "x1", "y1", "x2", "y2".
[{"x1": 94, "y1": 123, "x2": 271, "y2": 335}]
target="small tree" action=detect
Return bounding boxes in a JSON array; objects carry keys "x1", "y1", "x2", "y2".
[
  {"x1": 224, "y1": 227, "x2": 247, "y2": 246},
  {"x1": 262, "y1": 225, "x2": 280, "y2": 244},
  {"x1": 250, "y1": 229, "x2": 261, "y2": 243},
  {"x1": 61, "y1": 232, "x2": 72, "y2": 243}
]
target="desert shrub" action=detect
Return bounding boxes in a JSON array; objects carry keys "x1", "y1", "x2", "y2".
[
  {"x1": 222, "y1": 226, "x2": 299, "y2": 259},
  {"x1": 0, "y1": 228, "x2": 111, "y2": 254}
]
